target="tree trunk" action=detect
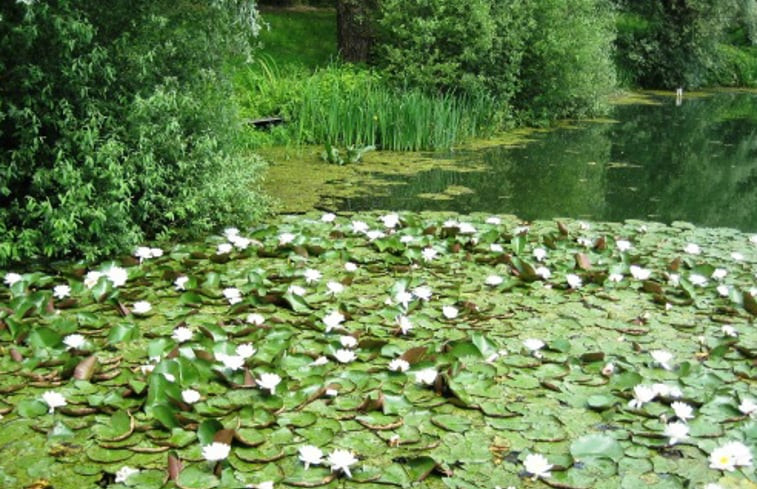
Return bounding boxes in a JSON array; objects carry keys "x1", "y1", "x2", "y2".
[{"x1": 335, "y1": 0, "x2": 378, "y2": 63}]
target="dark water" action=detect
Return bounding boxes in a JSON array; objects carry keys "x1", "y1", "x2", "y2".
[{"x1": 336, "y1": 92, "x2": 757, "y2": 232}]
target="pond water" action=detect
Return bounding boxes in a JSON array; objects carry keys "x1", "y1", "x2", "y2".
[{"x1": 334, "y1": 91, "x2": 757, "y2": 232}]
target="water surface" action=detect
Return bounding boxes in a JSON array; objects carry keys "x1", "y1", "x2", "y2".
[{"x1": 335, "y1": 91, "x2": 757, "y2": 232}]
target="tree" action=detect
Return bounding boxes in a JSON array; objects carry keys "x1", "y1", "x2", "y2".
[{"x1": 335, "y1": 0, "x2": 378, "y2": 63}]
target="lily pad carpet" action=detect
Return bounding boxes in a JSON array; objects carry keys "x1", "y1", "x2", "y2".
[{"x1": 1, "y1": 212, "x2": 755, "y2": 489}]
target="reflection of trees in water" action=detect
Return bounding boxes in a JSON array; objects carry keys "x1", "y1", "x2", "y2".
[
  {"x1": 606, "y1": 94, "x2": 757, "y2": 230},
  {"x1": 337, "y1": 93, "x2": 757, "y2": 231}
]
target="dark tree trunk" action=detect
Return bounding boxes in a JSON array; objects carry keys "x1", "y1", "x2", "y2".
[{"x1": 335, "y1": 0, "x2": 378, "y2": 63}]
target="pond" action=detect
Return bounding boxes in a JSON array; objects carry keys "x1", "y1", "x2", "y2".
[{"x1": 325, "y1": 91, "x2": 757, "y2": 232}]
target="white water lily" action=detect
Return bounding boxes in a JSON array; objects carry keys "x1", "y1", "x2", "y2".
[
  {"x1": 577, "y1": 237, "x2": 593, "y2": 248},
  {"x1": 223, "y1": 287, "x2": 242, "y2": 304},
  {"x1": 115, "y1": 466, "x2": 140, "y2": 483},
  {"x1": 513, "y1": 225, "x2": 529, "y2": 234},
  {"x1": 442, "y1": 305, "x2": 458, "y2": 319},
  {"x1": 327, "y1": 281, "x2": 345, "y2": 295},
  {"x1": 339, "y1": 336, "x2": 358, "y2": 349},
  {"x1": 721, "y1": 325, "x2": 738, "y2": 337},
  {"x1": 671, "y1": 401, "x2": 694, "y2": 422},
  {"x1": 458, "y1": 222, "x2": 476, "y2": 234},
  {"x1": 278, "y1": 232, "x2": 296, "y2": 246},
  {"x1": 738, "y1": 398, "x2": 757, "y2": 416},
  {"x1": 163, "y1": 373, "x2": 176, "y2": 382},
  {"x1": 608, "y1": 273, "x2": 623, "y2": 283},
  {"x1": 237, "y1": 343, "x2": 256, "y2": 359},
  {"x1": 684, "y1": 243, "x2": 701, "y2": 255},
  {"x1": 53, "y1": 284, "x2": 71, "y2": 299},
  {"x1": 216, "y1": 243, "x2": 233, "y2": 255},
  {"x1": 397, "y1": 315, "x2": 413, "y2": 335},
  {"x1": 181, "y1": 389, "x2": 201, "y2": 404},
  {"x1": 299, "y1": 445, "x2": 324, "y2": 470},
  {"x1": 321, "y1": 212, "x2": 336, "y2": 223},
  {"x1": 217, "y1": 353, "x2": 245, "y2": 371},
  {"x1": 601, "y1": 362, "x2": 615, "y2": 376},
  {"x1": 716, "y1": 285, "x2": 730, "y2": 297},
  {"x1": 351, "y1": 220, "x2": 369, "y2": 233},
  {"x1": 689, "y1": 273, "x2": 708, "y2": 287},
  {"x1": 628, "y1": 384, "x2": 656, "y2": 409},
  {"x1": 394, "y1": 290, "x2": 413, "y2": 309},
  {"x1": 650, "y1": 350, "x2": 674, "y2": 370},
  {"x1": 566, "y1": 274, "x2": 582, "y2": 289},
  {"x1": 172, "y1": 327, "x2": 193, "y2": 343},
  {"x1": 334, "y1": 349, "x2": 356, "y2": 363},
  {"x1": 63, "y1": 334, "x2": 86, "y2": 350},
  {"x1": 174, "y1": 275, "x2": 189, "y2": 291},
  {"x1": 523, "y1": 338, "x2": 545, "y2": 352},
  {"x1": 721, "y1": 441, "x2": 752, "y2": 467},
  {"x1": 490, "y1": 243, "x2": 504, "y2": 252},
  {"x1": 381, "y1": 213, "x2": 400, "y2": 228},
  {"x1": 132, "y1": 301, "x2": 151, "y2": 314},
  {"x1": 84, "y1": 271, "x2": 103, "y2": 289},
  {"x1": 365, "y1": 230, "x2": 385, "y2": 241},
  {"x1": 711, "y1": 268, "x2": 727, "y2": 280},
  {"x1": 523, "y1": 453, "x2": 552, "y2": 479},
  {"x1": 106, "y1": 266, "x2": 128, "y2": 287},
  {"x1": 532, "y1": 247, "x2": 547, "y2": 261},
  {"x1": 412, "y1": 286, "x2": 432, "y2": 301},
  {"x1": 535, "y1": 266, "x2": 552, "y2": 280},
  {"x1": 486, "y1": 216, "x2": 501, "y2": 225},
  {"x1": 751, "y1": 235, "x2": 757, "y2": 244},
  {"x1": 731, "y1": 251, "x2": 744, "y2": 261},
  {"x1": 328, "y1": 449, "x2": 358, "y2": 478},
  {"x1": 323, "y1": 311, "x2": 345, "y2": 333},
  {"x1": 616, "y1": 239, "x2": 632, "y2": 252},
  {"x1": 664, "y1": 421, "x2": 689, "y2": 445},
  {"x1": 421, "y1": 247, "x2": 438, "y2": 262},
  {"x1": 310, "y1": 356, "x2": 329, "y2": 366},
  {"x1": 303, "y1": 268, "x2": 322, "y2": 284},
  {"x1": 246, "y1": 313, "x2": 265, "y2": 325},
  {"x1": 135, "y1": 246, "x2": 153, "y2": 262},
  {"x1": 344, "y1": 262, "x2": 358, "y2": 272},
  {"x1": 399, "y1": 235, "x2": 415, "y2": 244},
  {"x1": 202, "y1": 442, "x2": 231, "y2": 462},
  {"x1": 388, "y1": 358, "x2": 410, "y2": 372},
  {"x1": 4, "y1": 272, "x2": 22, "y2": 286},
  {"x1": 485, "y1": 275, "x2": 504, "y2": 286},
  {"x1": 667, "y1": 273, "x2": 681, "y2": 286},
  {"x1": 224, "y1": 227, "x2": 239, "y2": 239},
  {"x1": 42, "y1": 391, "x2": 67, "y2": 414},
  {"x1": 288, "y1": 284, "x2": 306, "y2": 296},
  {"x1": 630, "y1": 265, "x2": 651, "y2": 280},
  {"x1": 709, "y1": 446, "x2": 737, "y2": 471},
  {"x1": 257, "y1": 373, "x2": 282, "y2": 394},
  {"x1": 652, "y1": 383, "x2": 682, "y2": 398},
  {"x1": 230, "y1": 235, "x2": 251, "y2": 250},
  {"x1": 415, "y1": 368, "x2": 438, "y2": 385},
  {"x1": 704, "y1": 484, "x2": 724, "y2": 489}
]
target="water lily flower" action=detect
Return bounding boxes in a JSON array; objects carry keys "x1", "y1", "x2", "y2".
[
  {"x1": 257, "y1": 373, "x2": 282, "y2": 394},
  {"x1": 299, "y1": 445, "x2": 324, "y2": 470},
  {"x1": 326, "y1": 388, "x2": 338, "y2": 397},
  {"x1": 616, "y1": 239, "x2": 632, "y2": 252},
  {"x1": 535, "y1": 266, "x2": 552, "y2": 280},
  {"x1": 566, "y1": 274, "x2": 582, "y2": 289},
  {"x1": 458, "y1": 222, "x2": 476, "y2": 234},
  {"x1": 135, "y1": 246, "x2": 153, "y2": 262},
  {"x1": 421, "y1": 247, "x2": 438, "y2": 262},
  {"x1": 652, "y1": 383, "x2": 682, "y2": 398},
  {"x1": 321, "y1": 212, "x2": 336, "y2": 223},
  {"x1": 303, "y1": 269, "x2": 322, "y2": 284},
  {"x1": 216, "y1": 243, "x2": 233, "y2": 255},
  {"x1": 217, "y1": 353, "x2": 245, "y2": 371},
  {"x1": 721, "y1": 325, "x2": 737, "y2": 337},
  {"x1": 172, "y1": 327, "x2": 193, "y2": 343},
  {"x1": 63, "y1": 334, "x2": 86, "y2": 350},
  {"x1": 344, "y1": 262, "x2": 358, "y2": 272},
  {"x1": 310, "y1": 356, "x2": 329, "y2": 366},
  {"x1": 716, "y1": 285, "x2": 730, "y2": 297},
  {"x1": 53, "y1": 284, "x2": 71, "y2": 299},
  {"x1": 711, "y1": 268, "x2": 727, "y2": 280},
  {"x1": 513, "y1": 225, "x2": 529, "y2": 235},
  {"x1": 397, "y1": 315, "x2": 413, "y2": 335},
  {"x1": 523, "y1": 453, "x2": 552, "y2": 479},
  {"x1": 664, "y1": 421, "x2": 690, "y2": 445},
  {"x1": 577, "y1": 237, "x2": 593, "y2": 247},
  {"x1": 202, "y1": 442, "x2": 231, "y2": 462},
  {"x1": 485, "y1": 275, "x2": 504, "y2": 286},
  {"x1": 684, "y1": 243, "x2": 701, "y2": 255},
  {"x1": 650, "y1": 350, "x2": 674, "y2": 370},
  {"x1": 339, "y1": 336, "x2": 357, "y2": 349},
  {"x1": 601, "y1": 362, "x2": 615, "y2": 376},
  {"x1": 132, "y1": 301, "x2": 152, "y2": 314},
  {"x1": 704, "y1": 484, "x2": 724, "y2": 489},
  {"x1": 351, "y1": 220, "x2": 369, "y2": 233},
  {"x1": 224, "y1": 227, "x2": 240, "y2": 239},
  {"x1": 415, "y1": 368, "x2": 437, "y2": 385},
  {"x1": 443, "y1": 219, "x2": 460, "y2": 228},
  {"x1": 751, "y1": 235, "x2": 757, "y2": 245},
  {"x1": 709, "y1": 443, "x2": 744, "y2": 471},
  {"x1": 334, "y1": 349, "x2": 356, "y2": 363},
  {"x1": 230, "y1": 235, "x2": 251, "y2": 250},
  {"x1": 738, "y1": 398, "x2": 756, "y2": 416},
  {"x1": 42, "y1": 391, "x2": 67, "y2": 414},
  {"x1": 237, "y1": 343, "x2": 256, "y2": 358},
  {"x1": 731, "y1": 251, "x2": 744, "y2": 261},
  {"x1": 394, "y1": 290, "x2": 413, "y2": 309},
  {"x1": 490, "y1": 243, "x2": 504, "y2": 253},
  {"x1": 442, "y1": 305, "x2": 458, "y2": 319},
  {"x1": 4, "y1": 272, "x2": 22, "y2": 286},
  {"x1": 381, "y1": 213, "x2": 400, "y2": 228},
  {"x1": 608, "y1": 273, "x2": 623, "y2": 283},
  {"x1": 533, "y1": 247, "x2": 547, "y2": 261},
  {"x1": 689, "y1": 274, "x2": 708, "y2": 287},
  {"x1": 223, "y1": 287, "x2": 242, "y2": 304},
  {"x1": 365, "y1": 230, "x2": 385, "y2": 241},
  {"x1": 721, "y1": 441, "x2": 752, "y2": 467},
  {"x1": 630, "y1": 265, "x2": 651, "y2": 280},
  {"x1": 115, "y1": 466, "x2": 140, "y2": 483},
  {"x1": 412, "y1": 286, "x2": 432, "y2": 301},
  {"x1": 328, "y1": 449, "x2": 358, "y2": 478},
  {"x1": 323, "y1": 311, "x2": 345, "y2": 333},
  {"x1": 174, "y1": 276, "x2": 189, "y2": 291},
  {"x1": 288, "y1": 284, "x2": 306, "y2": 296},
  {"x1": 278, "y1": 232, "x2": 296, "y2": 246},
  {"x1": 84, "y1": 271, "x2": 103, "y2": 289},
  {"x1": 105, "y1": 266, "x2": 128, "y2": 287},
  {"x1": 253, "y1": 482, "x2": 274, "y2": 489},
  {"x1": 327, "y1": 281, "x2": 345, "y2": 295},
  {"x1": 667, "y1": 273, "x2": 681, "y2": 286},
  {"x1": 400, "y1": 235, "x2": 415, "y2": 244},
  {"x1": 246, "y1": 313, "x2": 265, "y2": 325},
  {"x1": 523, "y1": 338, "x2": 545, "y2": 352},
  {"x1": 388, "y1": 358, "x2": 410, "y2": 372},
  {"x1": 181, "y1": 389, "x2": 201, "y2": 404},
  {"x1": 671, "y1": 401, "x2": 694, "y2": 422},
  {"x1": 486, "y1": 216, "x2": 501, "y2": 225},
  {"x1": 163, "y1": 373, "x2": 176, "y2": 382},
  {"x1": 629, "y1": 384, "x2": 656, "y2": 409}
]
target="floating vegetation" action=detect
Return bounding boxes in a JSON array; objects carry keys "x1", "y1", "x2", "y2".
[{"x1": 1, "y1": 212, "x2": 756, "y2": 489}]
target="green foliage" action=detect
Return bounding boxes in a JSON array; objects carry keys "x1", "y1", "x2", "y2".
[
  {"x1": 0, "y1": 1, "x2": 268, "y2": 265},
  {"x1": 321, "y1": 142, "x2": 375, "y2": 165}
]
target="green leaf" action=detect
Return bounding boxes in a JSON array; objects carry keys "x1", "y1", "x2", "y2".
[{"x1": 571, "y1": 434, "x2": 624, "y2": 462}]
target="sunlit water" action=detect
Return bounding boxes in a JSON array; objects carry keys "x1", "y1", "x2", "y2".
[{"x1": 336, "y1": 91, "x2": 757, "y2": 232}]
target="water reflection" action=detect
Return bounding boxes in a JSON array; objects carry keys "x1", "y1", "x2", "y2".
[{"x1": 336, "y1": 92, "x2": 757, "y2": 232}]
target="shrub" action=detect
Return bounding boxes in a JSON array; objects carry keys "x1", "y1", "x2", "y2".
[{"x1": 0, "y1": 0, "x2": 267, "y2": 265}]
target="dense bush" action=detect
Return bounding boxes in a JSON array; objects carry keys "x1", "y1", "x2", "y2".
[
  {"x1": 375, "y1": 0, "x2": 617, "y2": 123},
  {"x1": 0, "y1": 0, "x2": 267, "y2": 265}
]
